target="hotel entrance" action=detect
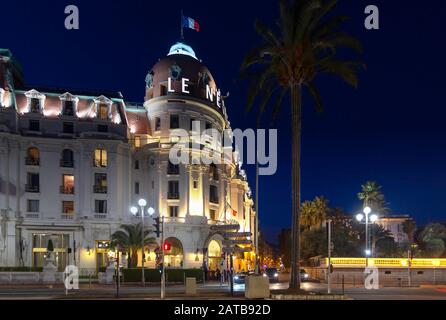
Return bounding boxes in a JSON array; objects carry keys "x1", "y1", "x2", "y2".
[
  {"x1": 32, "y1": 233, "x2": 70, "y2": 271},
  {"x1": 207, "y1": 240, "x2": 222, "y2": 271}
]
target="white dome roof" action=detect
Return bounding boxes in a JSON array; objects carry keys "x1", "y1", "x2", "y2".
[{"x1": 167, "y1": 42, "x2": 198, "y2": 60}]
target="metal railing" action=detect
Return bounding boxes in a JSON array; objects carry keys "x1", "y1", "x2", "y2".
[
  {"x1": 25, "y1": 157, "x2": 40, "y2": 166},
  {"x1": 60, "y1": 159, "x2": 74, "y2": 168},
  {"x1": 60, "y1": 186, "x2": 75, "y2": 194},
  {"x1": 25, "y1": 185, "x2": 39, "y2": 193},
  {"x1": 93, "y1": 185, "x2": 108, "y2": 194}
]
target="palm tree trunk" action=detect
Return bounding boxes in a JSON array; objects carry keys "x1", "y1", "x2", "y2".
[{"x1": 289, "y1": 83, "x2": 302, "y2": 289}]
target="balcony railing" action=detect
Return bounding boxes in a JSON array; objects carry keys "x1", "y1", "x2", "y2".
[
  {"x1": 167, "y1": 192, "x2": 179, "y2": 200},
  {"x1": 93, "y1": 160, "x2": 107, "y2": 168},
  {"x1": 25, "y1": 213, "x2": 40, "y2": 219},
  {"x1": 25, "y1": 185, "x2": 40, "y2": 193},
  {"x1": 60, "y1": 186, "x2": 75, "y2": 194},
  {"x1": 61, "y1": 214, "x2": 75, "y2": 220},
  {"x1": 25, "y1": 157, "x2": 40, "y2": 166},
  {"x1": 94, "y1": 214, "x2": 107, "y2": 219},
  {"x1": 60, "y1": 159, "x2": 74, "y2": 168},
  {"x1": 93, "y1": 185, "x2": 108, "y2": 194},
  {"x1": 167, "y1": 167, "x2": 180, "y2": 175}
]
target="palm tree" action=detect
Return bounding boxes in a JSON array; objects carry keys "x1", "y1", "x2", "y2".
[
  {"x1": 111, "y1": 223, "x2": 157, "y2": 268},
  {"x1": 300, "y1": 196, "x2": 328, "y2": 230},
  {"x1": 300, "y1": 200, "x2": 315, "y2": 230},
  {"x1": 241, "y1": 0, "x2": 363, "y2": 289},
  {"x1": 357, "y1": 181, "x2": 387, "y2": 213}
]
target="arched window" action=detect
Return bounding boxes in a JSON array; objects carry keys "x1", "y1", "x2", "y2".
[
  {"x1": 210, "y1": 163, "x2": 219, "y2": 181},
  {"x1": 93, "y1": 148, "x2": 107, "y2": 167},
  {"x1": 163, "y1": 237, "x2": 184, "y2": 268},
  {"x1": 60, "y1": 149, "x2": 74, "y2": 167},
  {"x1": 26, "y1": 147, "x2": 40, "y2": 166}
]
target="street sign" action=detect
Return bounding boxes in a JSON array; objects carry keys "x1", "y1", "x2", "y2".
[
  {"x1": 223, "y1": 247, "x2": 252, "y2": 253},
  {"x1": 210, "y1": 224, "x2": 240, "y2": 231},
  {"x1": 223, "y1": 232, "x2": 252, "y2": 238},
  {"x1": 222, "y1": 239, "x2": 252, "y2": 246}
]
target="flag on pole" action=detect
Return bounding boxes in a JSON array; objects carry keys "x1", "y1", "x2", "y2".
[{"x1": 182, "y1": 15, "x2": 200, "y2": 32}]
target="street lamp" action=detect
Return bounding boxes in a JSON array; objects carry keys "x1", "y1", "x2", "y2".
[
  {"x1": 130, "y1": 198, "x2": 148, "y2": 286},
  {"x1": 356, "y1": 206, "x2": 379, "y2": 266}
]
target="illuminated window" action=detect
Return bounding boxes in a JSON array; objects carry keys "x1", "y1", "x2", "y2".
[
  {"x1": 62, "y1": 201, "x2": 74, "y2": 214},
  {"x1": 134, "y1": 136, "x2": 141, "y2": 148},
  {"x1": 209, "y1": 209, "x2": 216, "y2": 221},
  {"x1": 61, "y1": 175, "x2": 74, "y2": 194},
  {"x1": 30, "y1": 98, "x2": 41, "y2": 113},
  {"x1": 26, "y1": 147, "x2": 40, "y2": 166},
  {"x1": 93, "y1": 149, "x2": 107, "y2": 167},
  {"x1": 98, "y1": 104, "x2": 108, "y2": 119}
]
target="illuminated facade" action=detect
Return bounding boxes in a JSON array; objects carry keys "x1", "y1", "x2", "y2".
[{"x1": 0, "y1": 45, "x2": 256, "y2": 273}]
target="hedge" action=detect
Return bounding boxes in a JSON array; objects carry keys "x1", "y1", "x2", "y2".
[
  {"x1": 0, "y1": 267, "x2": 43, "y2": 272},
  {"x1": 122, "y1": 268, "x2": 203, "y2": 283}
]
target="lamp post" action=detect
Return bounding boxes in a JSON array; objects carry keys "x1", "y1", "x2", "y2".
[
  {"x1": 130, "y1": 198, "x2": 147, "y2": 286},
  {"x1": 356, "y1": 206, "x2": 378, "y2": 267},
  {"x1": 148, "y1": 207, "x2": 165, "y2": 299}
]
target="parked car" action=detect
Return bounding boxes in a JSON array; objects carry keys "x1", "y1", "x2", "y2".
[
  {"x1": 263, "y1": 268, "x2": 280, "y2": 283},
  {"x1": 300, "y1": 268, "x2": 310, "y2": 282}
]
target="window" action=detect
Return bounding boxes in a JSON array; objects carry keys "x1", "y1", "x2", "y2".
[
  {"x1": 135, "y1": 182, "x2": 140, "y2": 195},
  {"x1": 98, "y1": 104, "x2": 108, "y2": 120},
  {"x1": 98, "y1": 124, "x2": 108, "y2": 133},
  {"x1": 205, "y1": 122, "x2": 212, "y2": 130},
  {"x1": 169, "y1": 206, "x2": 179, "y2": 218},
  {"x1": 27, "y1": 200, "x2": 39, "y2": 213},
  {"x1": 60, "y1": 149, "x2": 74, "y2": 168},
  {"x1": 167, "y1": 161, "x2": 179, "y2": 175},
  {"x1": 26, "y1": 172, "x2": 40, "y2": 193},
  {"x1": 94, "y1": 173, "x2": 107, "y2": 193},
  {"x1": 29, "y1": 120, "x2": 40, "y2": 131},
  {"x1": 30, "y1": 98, "x2": 40, "y2": 113},
  {"x1": 134, "y1": 136, "x2": 141, "y2": 148},
  {"x1": 209, "y1": 209, "x2": 216, "y2": 221},
  {"x1": 168, "y1": 181, "x2": 179, "y2": 199},
  {"x1": 210, "y1": 185, "x2": 219, "y2": 203},
  {"x1": 93, "y1": 149, "x2": 107, "y2": 167},
  {"x1": 134, "y1": 160, "x2": 140, "y2": 170},
  {"x1": 417, "y1": 271, "x2": 424, "y2": 275},
  {"x1": 193, "y1": 180, "x2": 198, "y2": 189},
  {"x1": 170, "y1": 114, "x2": 179, "y2": 129},
  {"x1": 63, "y1": 122, "x2": 74, "y2": 134},
  {"x1": 63, "y1": 100, "x2": 74, "y2": 116},
  {"x1": 62, "y1": 201, "x2": 74, "y2": 214},
  {"x1": 155, "y1": 117, "x2": 161, "y2": 131},
  {"x1": 160, "y1": 84, "x2": 167, "y2": 96},
  {"x1": 61, "y1": 175, "x2": 74, "y2": 194},
  {"x1": 95, "y1": 200, "x2": 107, "y2": 214},
  {"x1": 210, "y1": 164, "x2": 219, "y2": 181},
  {"x1": 26, "y1": 147, "x2": 40, "y2": 166}
]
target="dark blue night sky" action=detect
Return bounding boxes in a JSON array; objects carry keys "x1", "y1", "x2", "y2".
[{"x1": 2, "y1": 0, "x2": 446, "y2": 243}]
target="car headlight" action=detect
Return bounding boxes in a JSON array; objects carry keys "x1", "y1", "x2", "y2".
[{"x1": 274, "y1": 273, "x2": 278, "y2": 277}]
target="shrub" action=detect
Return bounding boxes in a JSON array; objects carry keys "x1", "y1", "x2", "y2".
[{"x1": 0, "y1": 267, "x2": 43, "y2": 272}]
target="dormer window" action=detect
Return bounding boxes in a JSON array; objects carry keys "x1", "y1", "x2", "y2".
[
  {"x1": 24, "y1": 89, "x2": 45, "y2": 114},
  {"x1": 59, "y1": 93, "x2": 79, "y2": 116},
  {"x1": 93, "y1": 96, "x2": 113, "y2": 120}
]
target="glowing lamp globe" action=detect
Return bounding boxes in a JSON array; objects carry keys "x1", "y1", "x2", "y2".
[
  {"x1": 363, "y1": 206, "x2": 372, "y2": 215},
  {"x1": 130, "y1": 206, "x2": 138, "y2": 215},
  {"x1": 356, "y1": 213, "x2": 364, "y2": 222},
  {"x1": 138, "y1": 199, "x2": 147, "y2": 207}
]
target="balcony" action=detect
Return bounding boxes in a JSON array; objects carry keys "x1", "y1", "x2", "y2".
[
  {"x1": 167, "y1": 167, "x2": 180, "y2": 175},
  {"x1": 94, "y1": 214, "x2": 107, "y2": 219},
  {"x1": 93, "y1": 185, "x2": 108, "y2": 194},
  {"x1": 25, "y1": 157, "x2": 40, "y2": 166},
  {"x1": 167, "y1": 192, "x2": 179, "y2": 200},
  {"x1": 25, "y1": 213, "x2": 40, "y2": 219},
  {"x1": 93, "y1": 160, "x2": 107, "y2": 168},
  {"x1": 61, "y1": 214, "x2": 75, "y2": 220},
  {"x1": 60, "y1": 186, "x2": 75, "y2": 195},
  {"x1": 60, "y1": 159, "x2": 74, "y2": 168},
  {"x1": 25, "y1": 184, "x2": 40, "y2": 193}
]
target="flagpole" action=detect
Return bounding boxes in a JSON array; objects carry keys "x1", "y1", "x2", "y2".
[{"x1": 180, "y1": 10, "x2": 184, "y2": 40}]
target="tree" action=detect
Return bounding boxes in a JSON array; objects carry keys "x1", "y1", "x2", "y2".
[
  {"x1": 418, "y1": 223, "x2": 446, "y2": 258},
  {"x1": 300, "y1": 196, "x2": 328, "y2": 230},
  {"x1": 242, "y1": 0, "x2": 363, "y2": 288},
  {"x1": 419, "y1": 223, "x2": 446, "y2": 242},
  {"x1": 111, "y1": 223, "x2": 157, "y2": 268},
  {"x1": 357, "y1": 181, "x2": 387, "y2": 213}
]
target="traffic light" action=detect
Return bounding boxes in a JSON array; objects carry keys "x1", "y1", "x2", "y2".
[
  {"x1": 153, "y1": 217, "x2": 160, "y2": 237},
  {"x1": 163, "y1": 242, "x2": 171, "y2": 251}
]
